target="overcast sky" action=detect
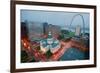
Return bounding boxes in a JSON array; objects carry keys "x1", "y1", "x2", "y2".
[{"x1": 21, "y1": 10, "x2": 90, "y2": 29}]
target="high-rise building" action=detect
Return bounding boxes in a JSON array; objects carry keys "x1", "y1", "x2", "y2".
[
  {"x1": 21, "y1": 21, "x2": 29, "y2": 39},
  {"x1": 48, "y1": 24, "x2": 61, "y2": 38},
  {"x1": 43, "y1": 22, "x2": 49, "y2": 35},
  {"x1": 43, "y1": 23, "x2": 61, "y2": 38},
  {"x1": 28, "y1": 21, "x2": 44, "y2": 41},
  {"x1": 75, "y1": 25, "x2": 81, "y2": 36}
]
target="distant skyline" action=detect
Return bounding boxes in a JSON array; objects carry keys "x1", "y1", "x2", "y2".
[{"x1": 21, "y1": 10, "x2": 90, "y2": 29}]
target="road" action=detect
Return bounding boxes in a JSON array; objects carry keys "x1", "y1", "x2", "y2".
[
  {"x1": 49, "y1": 39, "x2": 88, "y2": 61},
  {"x1": 21, "y1": 38, "x2": 88, "y2": 62}
]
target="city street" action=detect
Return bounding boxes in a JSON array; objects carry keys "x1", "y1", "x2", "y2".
[{"x1": 21, "y1": 38, "x2": 88, "y2": 62}]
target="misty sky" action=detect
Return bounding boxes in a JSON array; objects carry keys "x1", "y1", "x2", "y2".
[{"x1": 21, "y1": 10, "x2": 90, "y2": 29}]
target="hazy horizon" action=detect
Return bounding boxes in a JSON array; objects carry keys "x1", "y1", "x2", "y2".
[{"x1": 21, "y1": 10, "x2": 90, "y2": 30}]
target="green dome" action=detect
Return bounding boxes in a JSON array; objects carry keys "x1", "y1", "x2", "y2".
[
  {"x1": 48, "y1": 32, "x2": 52, "y2": 38},
  {"x1": 40, "y1": 31, "x2": 61, "y2": 53}
]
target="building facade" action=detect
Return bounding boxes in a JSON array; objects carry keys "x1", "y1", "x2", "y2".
[{"x1": 40, "y1": 32, "x2": 61, "y2": 53}]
